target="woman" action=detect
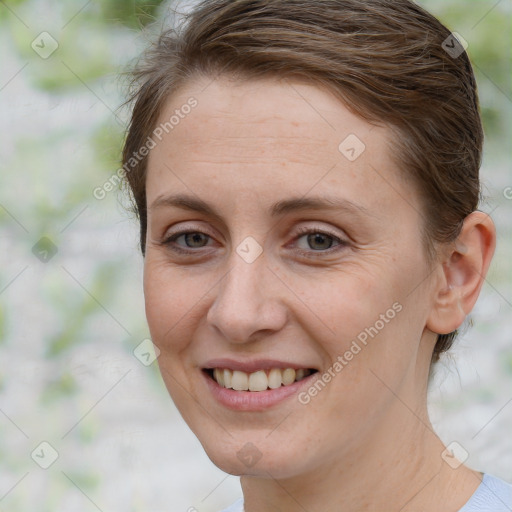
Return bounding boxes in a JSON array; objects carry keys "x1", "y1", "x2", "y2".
[{"x1": 121, "y1": 0, "x2": 511, "y2": 510}]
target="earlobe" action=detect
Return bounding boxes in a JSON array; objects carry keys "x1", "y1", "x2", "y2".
[{"x1": 426, "y1": 211, "x2": 496, "y2": 335}]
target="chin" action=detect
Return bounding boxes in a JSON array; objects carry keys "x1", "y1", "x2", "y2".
[{"x1": 197, "y1": 430, "x2": 313, "y2": 479}]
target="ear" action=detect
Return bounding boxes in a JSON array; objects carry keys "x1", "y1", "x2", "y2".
[{"x1": 426, "y1": 211, "x2": 496, "y2": 335}]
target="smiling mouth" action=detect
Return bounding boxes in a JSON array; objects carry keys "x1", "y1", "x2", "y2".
[{"x1": 204, "y1": 367, "x2": 318, "y2": 392}]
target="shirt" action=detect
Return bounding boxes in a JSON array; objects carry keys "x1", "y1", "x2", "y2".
[{"x1": 218, "y1": 473, "x2": 512, "y2": 512}]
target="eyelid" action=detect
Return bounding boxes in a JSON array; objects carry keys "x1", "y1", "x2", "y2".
[
  {"x1": 289, "y1": 225, "x2": 348, "y2": 254},
  {"x1": 159, "y1": 222, "x2": 349, "y2": 258},
  {"x1": 161, "y1": 223, "x2": 344, "y2": 243},
  {"x1": 162, "y1": 222, "x2": 217, "y2": 239},
  {"x1": 158, "y1": 231, "x2": 215, "y2": 256},
  {"x1": 292, "y1": 224, "x2": 346, "y2": 241}
]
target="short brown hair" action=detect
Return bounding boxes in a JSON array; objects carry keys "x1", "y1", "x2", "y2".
[{"x1": 121, "y1": 0, "x2": 483, "y2": 363}]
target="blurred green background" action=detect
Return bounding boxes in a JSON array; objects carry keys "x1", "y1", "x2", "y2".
[{"x1": 0, "y1": 1, "x2": 511, "y2": 510}]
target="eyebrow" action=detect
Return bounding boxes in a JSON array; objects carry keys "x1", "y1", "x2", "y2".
[{"x1": 148, "y1": 193, "x2": 373, "y2": 221}]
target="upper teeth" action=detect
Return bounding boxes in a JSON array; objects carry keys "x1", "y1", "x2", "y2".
[{"x1": 212, "y1": 368, "x2": 311, "y2": 392}]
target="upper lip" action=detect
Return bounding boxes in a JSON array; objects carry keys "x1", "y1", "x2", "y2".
[{"x1": 202, "y1": 358, "x2": 318, "y2": 373}]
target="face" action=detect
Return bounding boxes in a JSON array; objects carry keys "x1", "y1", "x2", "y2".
[{"x1": 143, "y1": 76, "x2": 440, "y2": 479}]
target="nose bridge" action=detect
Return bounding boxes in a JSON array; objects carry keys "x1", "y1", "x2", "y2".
[{"x1": 206, "y1": 248, "x2": 286, "y2": 343}]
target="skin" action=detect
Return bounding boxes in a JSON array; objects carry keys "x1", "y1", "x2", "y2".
[{"x1": 143, "y1": 75, "x2": 496, "y2": 511}]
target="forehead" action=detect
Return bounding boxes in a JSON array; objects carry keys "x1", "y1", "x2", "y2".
[
  {"x1": 153, "y1": 75, "x2": 382, "y2": 156},
  {"x1": 146, "y1": 76, "x2": 412, "y2": 219}
]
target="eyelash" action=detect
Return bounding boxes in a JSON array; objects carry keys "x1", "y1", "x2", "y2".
[
  {"x1": 290, "y1": 226, "x2": 348, "y2": 257},
  {"x1": 159, "y1": 225, "x2": 348, "y2": 258}
]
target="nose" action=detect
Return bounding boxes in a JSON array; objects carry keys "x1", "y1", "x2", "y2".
[{"x1": 206, "y1": 252, "x2": 288, "y2": 344}]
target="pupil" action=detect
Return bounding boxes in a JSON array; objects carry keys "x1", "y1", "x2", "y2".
[
  {"x1": 308, "y1": 233, "x2": 331, "y2": 250},
  {"x1": 186, "y1": 233, "x2": 206, "y2": 247}
]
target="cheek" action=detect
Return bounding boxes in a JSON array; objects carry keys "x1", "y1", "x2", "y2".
[
  {"x1": 143, "y1": 260, "x2": 206, "y2": 415},
  {"x1": 293, "y1": 259, "x2": 424, "y2": 372},
  {"x1": 289, "y1": 266, "x2": 398, "y2": 341},
  {"x1": 143, "y1": 259, "x2": 202, "y2": 354}
]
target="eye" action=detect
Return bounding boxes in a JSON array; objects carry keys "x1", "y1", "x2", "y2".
[
  {"x1": 292, "y1": 226, "x2": 348, "y2": 256},
  {"x1": 158, "y1": 225, "x2": 348, "y2": 257},
  {"x1": 159, "y1": 229, "x2": 215, "y2": 255}
]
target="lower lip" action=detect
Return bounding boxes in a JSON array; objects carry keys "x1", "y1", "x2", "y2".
[{"x1": 202, "y1": 371, "x2": 317, "y2": 411}]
